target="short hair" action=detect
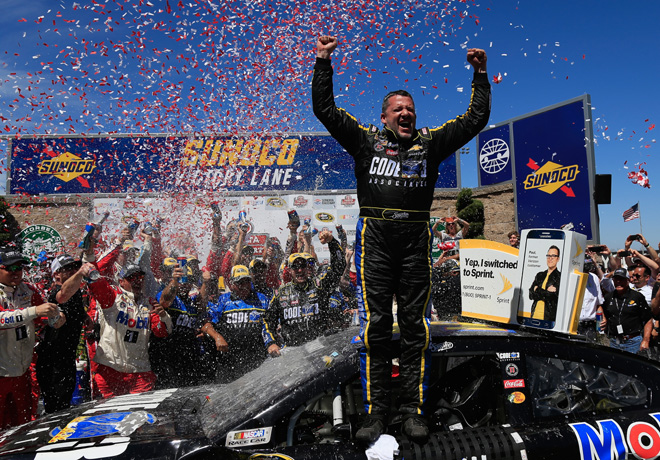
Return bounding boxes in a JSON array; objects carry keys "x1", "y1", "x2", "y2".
[
  {"x1": 382, "y1": 90, "x2": 413, "y2": 114},
  {"x1": 548, "y1": 245, "x2": 560, "y2": 257},
  {"x1": 633, "y1": 264, "x2": 652, "y2": 277},
  {"x1": 507, "y1": 231, "x2": 519, "y2": 239}
]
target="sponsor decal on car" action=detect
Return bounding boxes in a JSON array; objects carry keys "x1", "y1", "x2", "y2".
[
  {"x1": 226, "y1": 427, "x2": 272, "y2": 447},
  {"x1": 48, "y1": 411, "x2": 156, "y2": 443},
  {"x1": 505, "y1": 363, "x2": 519, "y2": 376},
  {"x1": 496, "y1": 352, "x2": 521, "y2": 361},
  {"x1": 571, "y1": 414, "x2": 660, "y2": 460},
  {"x1": 429, "y1": 341, "x2": 454, "y2": 352},
  {"x1": 507, "y1": 391, "x2": 526, "y2": 404},
  {"x1": 503, "y1": 379, "x2": 525, "y2": 389}
]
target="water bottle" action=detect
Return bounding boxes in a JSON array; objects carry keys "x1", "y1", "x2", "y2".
[
  {"x1": 596, "y1": 311, "x2": 603, "y2": 334},
  {"x1": 143, "y1": 221, "x2": 155, "y2": 235},
  {"x1": 238, "y1": 210, "x2": 249, "y2": 232},
  {"x1": 177, "y1": 256, "x2": 188, "y2": 284},
  {"x1": 287, "y1": 209, "x2": 300, "y2": 224},
  {"x1": 48, "y1": 305, "x2": 62, "y2": 327},
  {"x1": 126, "y1": 219, "x2": 140, "y2": 239}
]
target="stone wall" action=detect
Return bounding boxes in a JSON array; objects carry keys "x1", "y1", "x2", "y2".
[
  {"x1": 5, "y1": 182, "x2": 516, "y2": 246},
  {"x1": 5, "y1": 195, "x2": 94, "y2": 248},
  {"x1": 431, "y1": 182, "x2": 516, "y2": 244}
]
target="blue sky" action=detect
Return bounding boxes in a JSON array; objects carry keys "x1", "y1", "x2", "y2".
[{"x1": 0, "y1": 0, "x2": 657, "y2": 250}]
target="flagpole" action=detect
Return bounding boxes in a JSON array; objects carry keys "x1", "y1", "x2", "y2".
[{"x1": 638, "y1": 201, "x2": 643, "y2": 235}]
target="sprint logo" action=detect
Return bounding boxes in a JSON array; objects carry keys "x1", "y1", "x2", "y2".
[
  {"x1": 498, "y1": 273, "x2": 513, "y2": 295},
  {"x1": 524, "y1": 159, "x2": 579, "y2": 197},
  {"x1": 38, "y1": 152, "x2": 96, "y2": 183}
]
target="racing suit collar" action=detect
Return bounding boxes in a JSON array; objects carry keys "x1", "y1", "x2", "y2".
[
  {"x1": 383, "y1": 125, "x2": 419, "y2": 145},
  {"x1": 0, "y1": 281, "x2": 18, "y2": 294}
]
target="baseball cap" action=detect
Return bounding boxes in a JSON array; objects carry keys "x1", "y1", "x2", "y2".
[
  {"x1": 162, "y1": 257, "x2": 178, "y2": 267},
  {"x1": 288, "y1": 252, "x2": 314, "y2": 265},
  {"x1": 612, "y1": 268, "x2": 629, "y2": 279},
  {"x1": 122, "y1": 240, "x2": 135, "y2": 250},
  {"x1": 119, "y1": 264, "x2": 145, "y2": 279},
  {"x1": 51, "y1": 254, "x2": 82, "y2": 275},
  {"x1": 230, "y1": 265, "x2": 251, "y2": 281},
  {"x1": 249, "y1": 258, "x2": 267, "y2": 271},
  {"x1": 241, "y1": 245, "x2": 255, "y2": 255},
  {"x1": 0, "y1": 248, "x2": 28, "y2": 267}
]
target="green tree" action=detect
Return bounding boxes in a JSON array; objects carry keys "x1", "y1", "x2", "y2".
[
  {"x1": 456, "y1": 188, "x2": 484, "y2": 238},
  {"x1": 0, "y1": 198, "x2": 21, "y2": 247}
]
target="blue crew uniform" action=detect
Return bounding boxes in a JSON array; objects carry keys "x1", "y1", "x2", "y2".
[
  {"x1": 207, "y1": 290, "x2": 270, "y2": 382},
  {"x1": 149, "y1": 292, "x2": 202, "y2": 388}
]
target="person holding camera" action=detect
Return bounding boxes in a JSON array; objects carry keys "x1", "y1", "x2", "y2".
[{"x1": 577, "y1": 252, "x2": 605, "y2": 341}]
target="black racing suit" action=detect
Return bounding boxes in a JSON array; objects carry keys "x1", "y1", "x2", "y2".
[
  {"x1": 263, "y1": 239, "x2": 345, "y2": 348},
  {"x1": 312, "y1": 57, "x2": 491, "y2": 417},
  {"x1": 37, "y1": 286, "x2": 87, "y2": 413}
]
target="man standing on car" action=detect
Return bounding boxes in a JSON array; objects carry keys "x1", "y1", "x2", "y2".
[
  {"x1": 601, "y1": 268, "x2": 653, "y2": 354},
  {"x1": 312, "y1": 35, "x2": 490, "y2": 443}
]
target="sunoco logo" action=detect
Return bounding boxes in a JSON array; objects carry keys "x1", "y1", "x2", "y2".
[
  {"x1": 316, "y1": 213, "x2": 334, "y2": 223},
  {"x1": 293, "y1": 196, "x2": 308, "y2": 207},
  {"x1": 524, "y1": 159, "x2": 579, "y2": 197},
  {"x1": 38, "y1": 152, "x2": 96, "y2": 183},
  {"x1": 266, "y1": 197, "x2": 285, "y2": 208}
]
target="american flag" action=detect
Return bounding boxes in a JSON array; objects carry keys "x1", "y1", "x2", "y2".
[{"x1": 622, "y1": 203, "x2": 640, "y2": 222}]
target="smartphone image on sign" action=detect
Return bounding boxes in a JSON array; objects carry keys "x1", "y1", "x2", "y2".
[{"x1": 516, "y1": 229, "x2": 566, "y2": 330}]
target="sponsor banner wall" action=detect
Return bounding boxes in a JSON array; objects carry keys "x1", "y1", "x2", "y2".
[
  {"x1": 92, "y1": 193, "x2": 360, "y2": 264},
  {"x1": 460, "y1": 240, "x2": 519, "y2": 323},
  {"x1": 10, "y1": 134, "x2": 459, "y2": 195},
  {"x1": 513, "y1": 100, "x2": 594, "y2": 240},
  {"x1": 476, "y1": 96, "x2": 598, "y2": 242}
]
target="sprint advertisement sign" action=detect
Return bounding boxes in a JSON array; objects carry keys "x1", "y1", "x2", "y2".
[
  {"x1": 8, "y1": 134, "x2": 459, "y2": 194},
  {"x1": 460, "y1": 240, "x2": 519, "y2": 323}
]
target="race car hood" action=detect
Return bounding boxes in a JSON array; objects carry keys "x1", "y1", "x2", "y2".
[{"x1": 0, "y1": 327, "x2": 362, "y2": 459}]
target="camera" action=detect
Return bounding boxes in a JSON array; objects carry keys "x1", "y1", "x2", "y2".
[
  {"x1": 589, "y1": 245, "x2": 606, "y2": 253},
  {"x1": 619, "y1": 250, "x2": 631, "y2": 257}
]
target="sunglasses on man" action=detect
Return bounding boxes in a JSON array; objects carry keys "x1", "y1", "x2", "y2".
[{"x1": 0, "y1": 264, "x2": 24, "y2": 272}]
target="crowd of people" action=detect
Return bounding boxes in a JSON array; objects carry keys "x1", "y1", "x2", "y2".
[{"x1": 0, "y1": 210, "x2": 355, "y2": 429}]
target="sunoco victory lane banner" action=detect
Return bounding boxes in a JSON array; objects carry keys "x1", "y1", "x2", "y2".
[{"x1": 8, "y1": 134, "x2": 459, "y2": 194}]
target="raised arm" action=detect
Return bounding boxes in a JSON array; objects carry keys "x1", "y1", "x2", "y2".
[{"x1": 316, "y1": 35, "x2": 338, "y2": 59}]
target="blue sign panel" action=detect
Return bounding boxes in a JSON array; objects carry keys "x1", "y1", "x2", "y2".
[
  {"x1": 477, "y1": 124, "x2": 512, "y2": 186},
  {"x1": 10, "y1": 134, "x2": 458, "y2": 194},
  {"x1": 512, "y1": 100, "x2": 593, "y2": 239}
]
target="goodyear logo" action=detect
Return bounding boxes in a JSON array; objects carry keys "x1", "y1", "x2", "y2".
[
  {"x1": 266, "y1": 197, "x2": 286, "y2": 208},
  {"x1": 38, "y1": 152, "x2": 96, "y2": 182},
  {"x1": 316, "y1": 213, "x2": 334, "y2": 223},
  {"x1": 524, "y1": 159, "x2": 579, "y2": 196}
]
